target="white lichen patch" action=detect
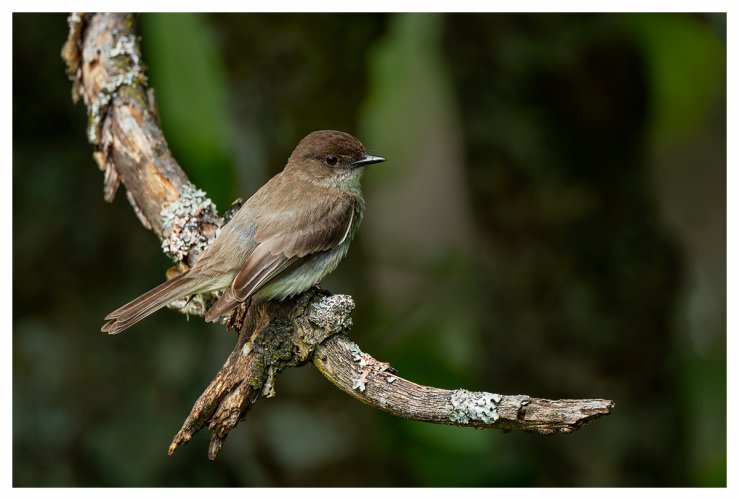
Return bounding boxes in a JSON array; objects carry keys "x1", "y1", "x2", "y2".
[
  {"x1": 87, "y1": 34, "x2": 144, "y2": 144},
  {"x1": 109, "y1": 35, "x2": 140, "y2": 65},
  {"x1": 349, "y1": 342, "x2": 393, "y2": 393},
  {"x1": 261, "y1": 366, "x2": 277, "y2": 398},
  {"x1": 352, "y1": 378, "x2": 366, "y2": 392},
  {"x1": 160, "y1": 184, "x2": 219, "y2": 262},
  {"x1": 88, "y1": 71, "x2": 140, "y2": 143},
  {"x1": 307, "y1": 294, "x2": 354, "y2": 333},
  {"x1": 449, "y1": 389, "x2": 503, "y2": 425}
]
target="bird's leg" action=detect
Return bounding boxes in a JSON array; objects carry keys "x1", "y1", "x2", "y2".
[
  {"x1": 311, "y1": 284, "x2": 332, "y2": 297},
  {"x1": 224, "y1": 297, "x2": 252, "y2": 333}
]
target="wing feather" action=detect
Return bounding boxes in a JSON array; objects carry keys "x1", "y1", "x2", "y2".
[{"x1": 204, "y1": 194, "x2": 357, "y2": 322}]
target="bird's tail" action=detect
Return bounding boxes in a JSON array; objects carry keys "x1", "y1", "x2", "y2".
[{"x1": 101, "y1": 271, "x2": 196, "y2": 335}]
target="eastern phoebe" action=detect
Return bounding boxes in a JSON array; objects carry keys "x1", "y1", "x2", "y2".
[{"x1": 102, "y1": 130, "x2": 384, "y2": 334}]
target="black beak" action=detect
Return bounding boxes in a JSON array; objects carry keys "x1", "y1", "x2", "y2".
[{"x1": 351, "y1": 154, "x2": 386, "y2": 167}]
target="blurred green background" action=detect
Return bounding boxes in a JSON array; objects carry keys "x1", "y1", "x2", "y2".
[{"x1": 12, "y1": 13, "x2": 726, "y2": 486}]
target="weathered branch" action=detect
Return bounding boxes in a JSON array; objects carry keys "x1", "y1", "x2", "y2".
[
  {"x1": 62, "y1": 12, "x2": 221, "y2": 267},
  {"x1": 64, "y1": 12, "x2": 614, "y2": 460},
  {"x1": 168, "y1": 291, "x2": 355, "y2": 459},
  {"x1": 314, "y1": 335, "x2": 614, "y2": 433}
]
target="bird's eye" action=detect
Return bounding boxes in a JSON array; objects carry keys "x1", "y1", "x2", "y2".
[{"x1": 325, "y1": 155, "x2": 338, "y2": 166}]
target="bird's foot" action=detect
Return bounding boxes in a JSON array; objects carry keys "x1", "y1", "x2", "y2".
[{"x1": 311, "y1": 284, "x2": 332, "y2": 297}]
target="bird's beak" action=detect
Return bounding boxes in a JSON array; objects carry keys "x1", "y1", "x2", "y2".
[{"x1": 351, "y1": 154, "x2": 386, "y2": 167}]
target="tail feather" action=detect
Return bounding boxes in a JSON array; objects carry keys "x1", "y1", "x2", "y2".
[{"x1": 101, "y1": 272, "x2": 196, "y2": 335}]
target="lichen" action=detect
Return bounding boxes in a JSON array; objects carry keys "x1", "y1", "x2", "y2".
[
  {"x1": 109, "y1": 34, "x2": 139, "y2": 64},
  {"x1": 261, "y1": 366, "x2": 277, "y2": 398},
  {"x1": 449, "y1": 389, "x2": 502, "y2": 425},
  {"x1": 248, "y1": 321, "x2": 295, "y2": 390},
  {"x1": 86, "y1": 33, "x2": 145, "y2": 144},
  {"x1": 306, "y1": 294, "x2": 354, "y2": 334},
  {"x1": 160, "y1": 183, "x2": 220, "y2": 263},
  {"x1": 349, "y1": 342, "x2": 393, "y2": 393}
]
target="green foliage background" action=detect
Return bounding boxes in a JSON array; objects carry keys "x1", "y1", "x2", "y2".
[{"x1": 12, "y1": 13, "x2": 726, "y2": 486}]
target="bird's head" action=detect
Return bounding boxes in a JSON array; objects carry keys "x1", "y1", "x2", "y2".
[{"x1": 286, "y1": 130, "x2": 385, "y2": 189}]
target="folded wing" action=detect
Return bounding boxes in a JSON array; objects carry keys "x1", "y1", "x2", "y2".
[{"x1": 204, "y1": 193, "x2": 356, "y2": 322}]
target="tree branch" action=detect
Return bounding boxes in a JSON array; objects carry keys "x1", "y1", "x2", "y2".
[
  {"x1": 314, "y1": 335, "x2": 614, "y2": 434},
  {"x1": 62, "y1": 12, "x2": 222, "y2": 267},
  {"x1": 63, "y1": 12, "x2": 614, "y2": 460}
]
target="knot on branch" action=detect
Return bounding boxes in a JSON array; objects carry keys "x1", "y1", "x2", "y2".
[
  {"x1": 248, "y1": 294, "x2": 356, "y2": 385},
  {"x1": 299, "y1": 294, "x2": 354, "y2": 345}
]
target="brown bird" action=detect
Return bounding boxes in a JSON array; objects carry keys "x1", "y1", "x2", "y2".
[{"x1": 101, "y1": 130, "x2": 385, "y2": 334}]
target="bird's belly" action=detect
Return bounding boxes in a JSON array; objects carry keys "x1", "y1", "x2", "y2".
[{"x1": 255, "y1": 242, "x2": 351, "y2": 301}]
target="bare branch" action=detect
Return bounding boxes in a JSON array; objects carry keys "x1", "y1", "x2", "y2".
[
  {"x1": 65, "y1": 12, "x2": 614, "y2": 461},
  {"x1": 313, "y1": 335, "x2": 614, "y2": 434},
  {"x1": 62, "y1": 12, "x2": 221, "y2": 265}
]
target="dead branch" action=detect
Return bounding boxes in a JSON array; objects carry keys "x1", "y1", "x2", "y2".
[
  {"x1": 314, "y1": 334, "x2": 614, "y2": 434},
  {"x1": 62, "y1": 12, "x2": 221, "y2": 267},
  {"x1": 64, "y1": 12, "x2": 614, "y2": 460}
]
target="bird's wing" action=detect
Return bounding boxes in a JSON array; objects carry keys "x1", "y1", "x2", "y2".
[{"x1": 204, "y1": 193, "x2": 356, "y2": 322}]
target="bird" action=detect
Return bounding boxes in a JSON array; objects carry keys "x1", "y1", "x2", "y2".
[{"x1": 101, "y1": 130, "x2": 385, "y2": 334}]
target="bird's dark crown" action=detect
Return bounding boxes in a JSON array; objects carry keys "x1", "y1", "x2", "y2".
[{"x1": 290, "y1": 130, "x2": 367, "y2": 165}]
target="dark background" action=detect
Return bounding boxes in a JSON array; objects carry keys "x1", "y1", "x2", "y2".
[{"x1": 13, "y1": 13, "x2": 726, "y2": 486}]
